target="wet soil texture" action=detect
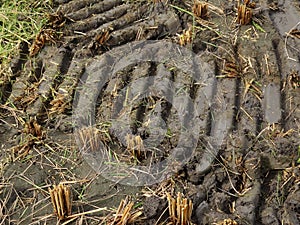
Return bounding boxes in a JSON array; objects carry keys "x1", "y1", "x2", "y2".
[{"x1": 0, "y1": 0, "x2": 300, "y2": 224}]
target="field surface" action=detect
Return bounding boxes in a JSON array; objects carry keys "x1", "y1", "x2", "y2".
[{"x1": 0, "y1": 0, "x2": 300, "y2": 224}]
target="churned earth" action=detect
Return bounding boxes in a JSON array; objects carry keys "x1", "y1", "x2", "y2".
[{"x1": 0, "y1": 0, "x2": 299, "y2": 224}]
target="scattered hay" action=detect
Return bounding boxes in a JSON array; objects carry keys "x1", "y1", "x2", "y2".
[
  {"x1": 30, "y1": 12, "x2": 67, "y2": 56},
  {"x1": 166, "y1": 192, "x2": 194, "y2": 225},
  {"x1": 23, "y1": 116, "x2": 43, "y2": 138},
  {"x1": 243, "y1": 78, "x2": 262, "y2": 101},
  {"x1": 76, "y1": 126, "x2": 109, "y2": 154},
  {"x1": 289, "y1": 28, "x2": 300, "y2": 39},
  {"x1": 106, "y1": 197, "x2": 143, "y2": 225},
  {"x1": 29, "y1": 28, "x2": 57, "y2": 56},
  {"x1": 152, "y1": 0, "x2": 168, "y2": 3},
  {"x1": 49, "y1": 91, "x2": 69, "y2": 115},
  {"x1": 13, "y1": 81, "x2": 40, "y2": 108},
  {"x1": 237, "y1": 0, "x2": 256, "y2": 25},
  {"x1": 268, "y1": 2, "x2": 279, "y2": 11},
  {"x1": 49, "y1": 183, "x2": 72, "y2": 220},
  {"x1": 179, "y1": 27, "x2": 193, "y2": 46},
  {"x1": 95, "y1": 30, "x2": 110, "y2": 45},
  {"x1": 11, "y1": 117, "x2": 45, "y2": 159},
  {"x1": 287, "y1": 70, "x2": 300, "y2": 89},
  {"x1": 89, "y1": 28, "x2": 112, "y2": 50},
  {"x1": 237, "y1": 4, "x2": 252, "y2": 25},
  {"x1": 214, "y1": 218, "x2": 239, "y2": 225},
  {"x1": 143, "y1": 179, "x2": 175, "y2": 198},
  {"x1": 126, "y1": 134, "x2": 145, "y2": 161},
  {"x1": 192, "y1": 1, "x2": 208, "y2": 19},
  {"x1": 264, "y1": 124, "x2": 294, "y2": 139},
  {"x1": 221, "y1": 61, "x2": 240, "y2": 78}
]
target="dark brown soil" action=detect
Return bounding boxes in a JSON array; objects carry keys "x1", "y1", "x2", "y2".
[{"x1": 1, "y1": 0, "x2": 299, "y2": 224}]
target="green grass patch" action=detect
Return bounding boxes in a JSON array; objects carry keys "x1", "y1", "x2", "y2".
[{"x1": 0, "y1": 0, "x2": 52, "y2": 65}]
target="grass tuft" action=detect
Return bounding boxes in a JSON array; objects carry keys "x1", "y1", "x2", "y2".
[{"x1": 0, "y1": 0, "x2": 52, "y2": 65}]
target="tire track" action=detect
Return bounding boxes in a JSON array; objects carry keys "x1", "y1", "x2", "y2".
[
  {"x1": 4, "y1": 0, "x2": 300, "y2": 224},
  {"x1": 5, "y1": 0, "x2": 181, "y2": 121}
]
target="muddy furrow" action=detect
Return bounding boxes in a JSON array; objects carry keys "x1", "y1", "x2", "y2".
[
  {"x1": 26, "y1": 46, "x2": 72, "y2": 116},
  {"x1": 254, "y1": 31, "x2": 282, "y2": 129},
  {"x1": 8, "y1": 57, "x2": 43, "y2": 110},
  {"x1": 185, "y1": 57, "x2": 217, "y2": 183},
  {"x1": 110, "y1": 63, "x2": 155, "y2": 146},
  {"x1": 228, "y1": 5, "x2": 298, "y2": 221},
  {"x1": 193, "y1": 56, "x2": 216, "y2": 131},
  {"x1": 85, "y1": 6, "x2": 147, "y2": 39},
  {"x1": 271, "y1": 38, "x2": 300, "y2": 132},
  {"x1": 65, "y1": 0, "x2": 124, "y2": 21},
  {"x1": 66, "y1": 4, "x2": 130, "y2": 34},
  {"x1": 106, "y1": 11, "x2": 179, "y2": 47},
  {"x1": 57, "y1": 0, "x2": 121, "y2": 14},
  {"x1": 266, "y1": 0, "x2": 300, "y2": 131},
  {"x1": 64, "y1": 5, "x2": 149, "y2": 48},
  {"x1": 1, "y1": 42, "x2": 29, "y2": 104},
  {"x1": 266, "y1": 2, "x2": 300, "y2": 224},
  {"x1": 231, "y1": 37, "x2": 264, "y2": 225},
  {"x1": 50, "y1": 49, "x2": 93, "y2": 131}
]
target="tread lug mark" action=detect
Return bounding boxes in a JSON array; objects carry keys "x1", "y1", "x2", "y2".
[
  {"x1": 73, "y1": 41, "x2": 217, "y2": 185},
  {"x1": 1, "y1": 42, "x2": 29, "y2": 104},
  {"x1": 65, "y1": 5, "x2": 149, "y2": 46},
  {"x1": 26, "y1": 46, "x2": 71, "y2": 116},
  {"x1": 65, "y1": 0, "x2": 124, "y2": 21},
  {"x1": 8, "y1": 57, "x2": 43, "y2": 109},
  {"x1": 110, "y1": 63, "x2": 154, "y2": 146},
  {"x1": 66, "y1": 4, "x2": 130, "y2": 33},
  {"x1": 105, "y1": 9, "x2": 181, "y2": 47},
  {"x1": 88, "y1": 5, "x2": 149, "y2": 37},
  {"x1": 55, "y1": 49, "x2": 93, "y2": 111},
  {"x1": 58, "y1": 0, "x2": 122, "y2": 14}
]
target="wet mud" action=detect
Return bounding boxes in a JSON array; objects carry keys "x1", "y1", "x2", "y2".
[{"x1": 0, "y1": 0, "x2": 299, "y2": 224}]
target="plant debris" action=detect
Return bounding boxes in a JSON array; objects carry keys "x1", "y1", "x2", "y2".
[
  {"x1": 76, "y1": 126, "x2": 108, "y2": 153},
  {"x1": 106, "y1": 197, "x2": 143, "y2": 225},
  {"x1": 126, "y1": 134, "x2": 145, "y2": 161},
  {"x1": 11, "y1": 117, "x2": 44, "y2": 159},
  {"x1": 221, "y1": 61, "x2": 240, "y2": 78},
  {"x1": 49, "y1": 183, "x2": 72, "y2": 220},
  {"x1": 287, "y1": 71, "x2": 300, "y2": 89},
  {"x1": 29, "y1": 12, "x2": 67, "y2": 56},
  {"x1": 23, "y1": 117, "x2": 43, "y2": 138},
  {"x1": 215, "y1": 218, "x2": 239, "y2": 225},
  {"x1": 166, "y1": 192, "x2": 194, "y2": 225},
  {"x1": 49, "y1": 92, "x2": 69, "y2": 115},
  {"x1": 237, "y1": 4, "x2": 252, "y2": 25},
  {"x1": 95, "y1": 30, "x2": 110, "y2": 45},
  {"x1": 289, "y1": 28, "x2": 300, "y2": 39},
  {"x1": 192, "y1": 1, "x2": 209, "y2": 19},
  {"x1": 237, "y1": 0, "x2": 255, "y2": 25},
  {"x1": 89, "y1": 28, "x2": 112, "y2": 51},
  {"x1": 179, "y1": 27, "x2": 193, "y2": 46}
]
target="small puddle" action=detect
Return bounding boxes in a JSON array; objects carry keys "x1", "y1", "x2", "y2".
[{"x1": 263, "y1": 83, "x2": 281, "y2": 124}]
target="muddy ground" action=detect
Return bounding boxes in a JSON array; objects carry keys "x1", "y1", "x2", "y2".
[{"x1": 0, "y1": 0, "x2": 300, "y2": 224}]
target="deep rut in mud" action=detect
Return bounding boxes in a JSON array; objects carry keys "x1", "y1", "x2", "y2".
[{"x1": 1, "y1": 0, "x2": 300, "y2": 224}]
